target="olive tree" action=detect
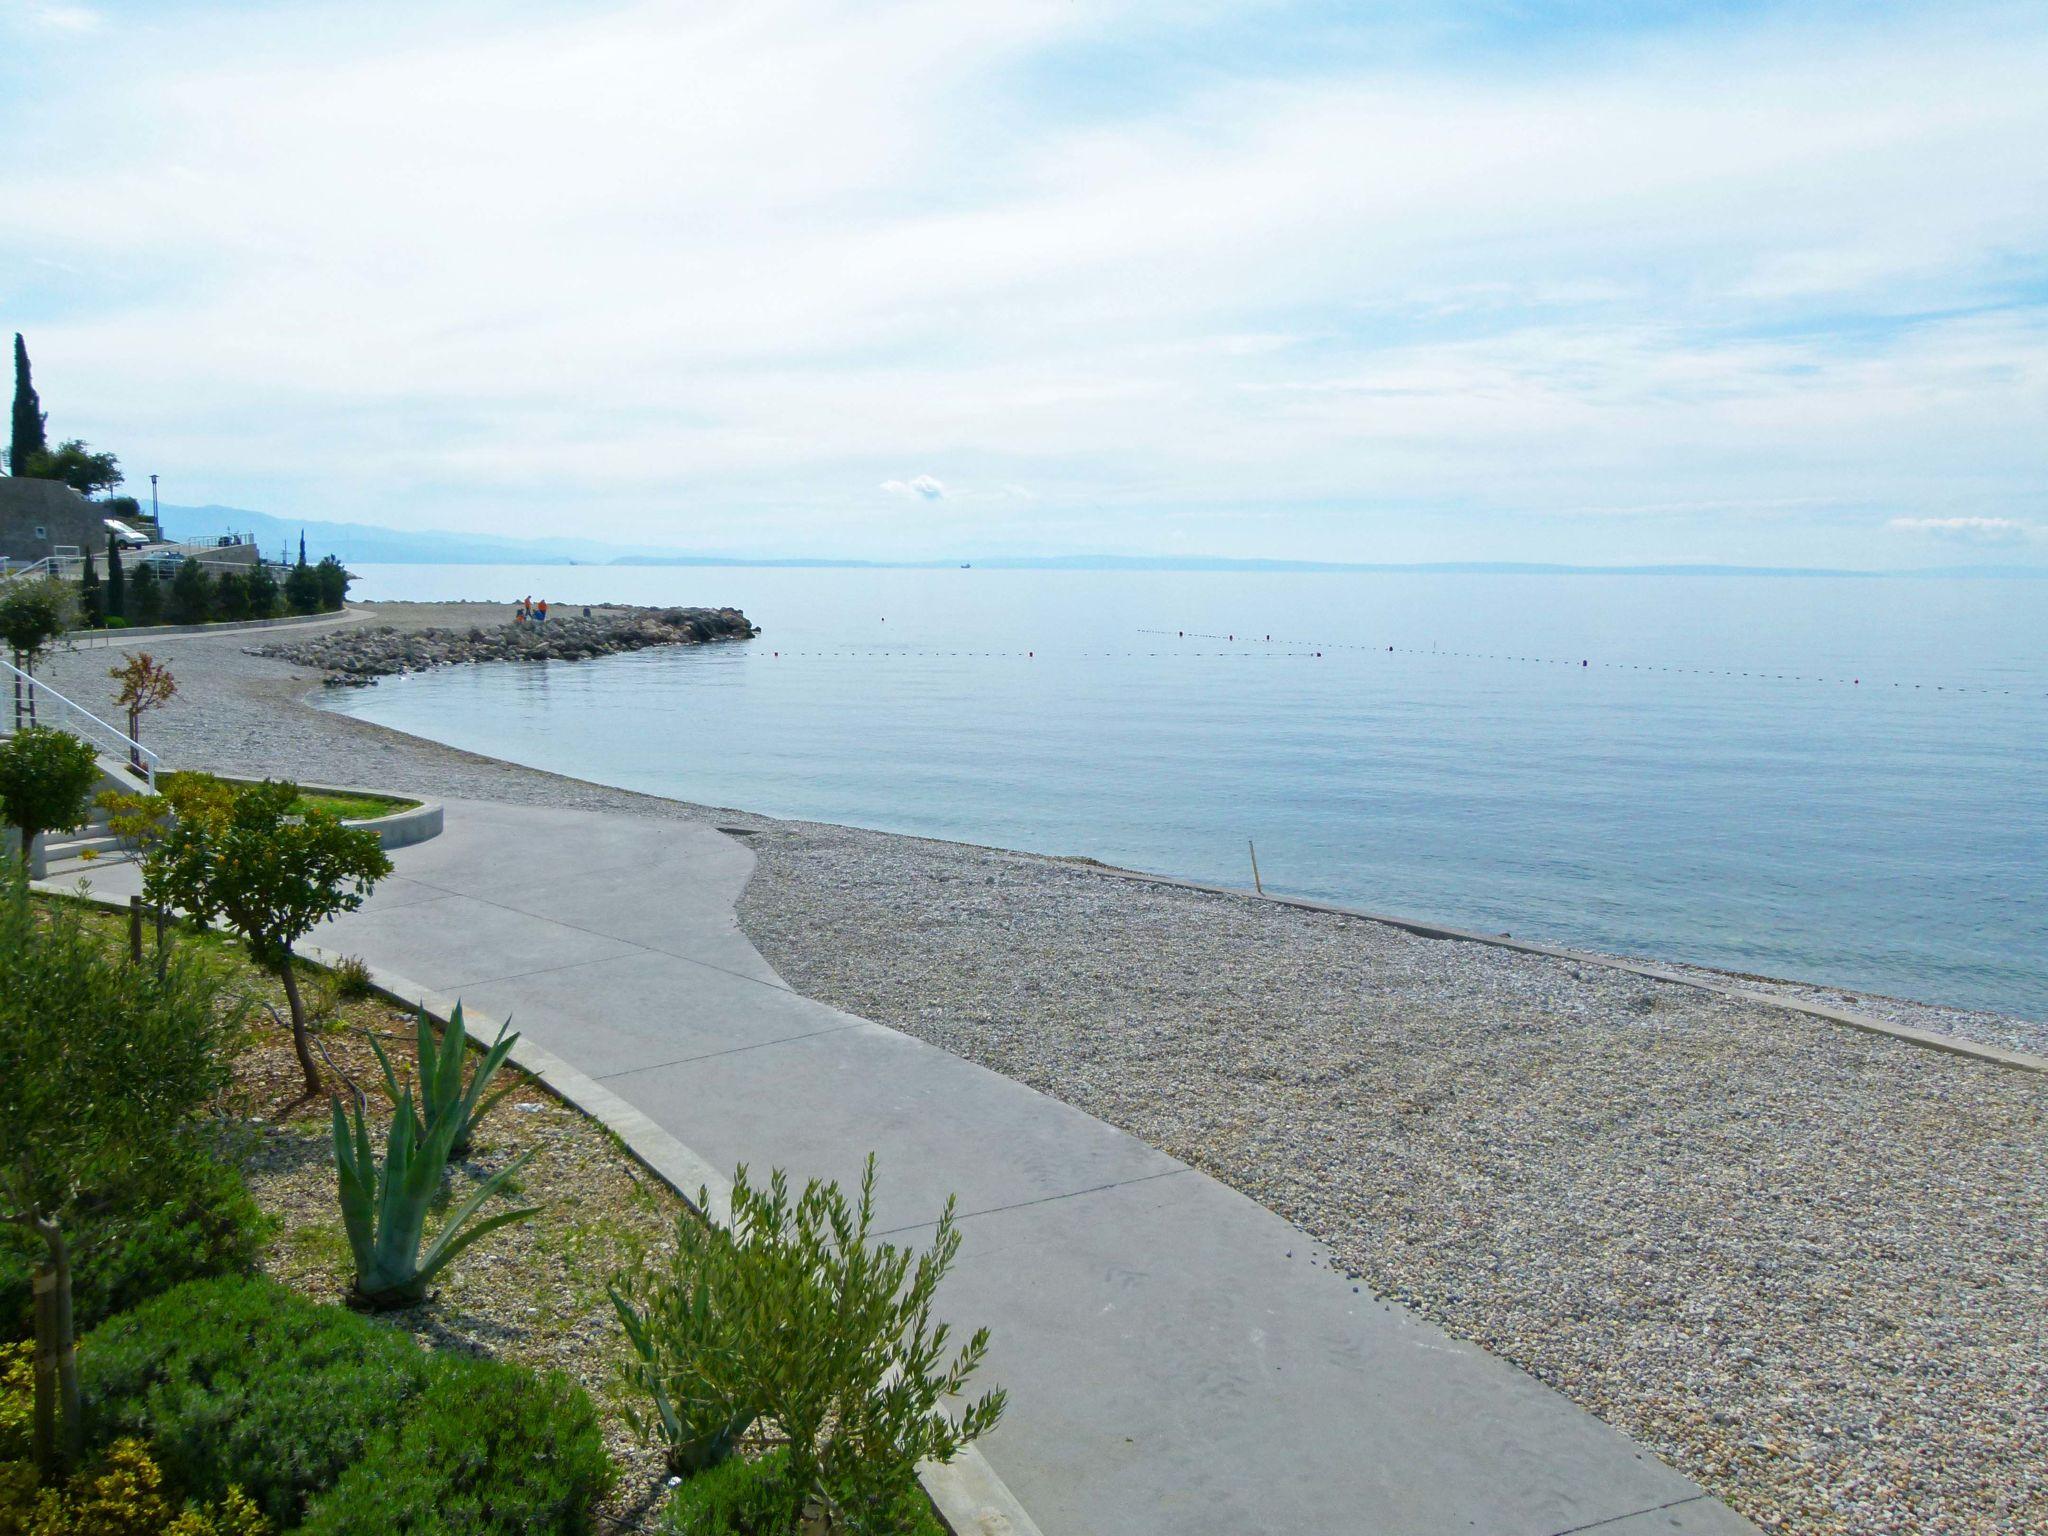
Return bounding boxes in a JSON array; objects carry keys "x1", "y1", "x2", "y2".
[
  {"x1": 0, "y1": 880, "x2": 238, "y2": 1470},
  {"x1": 144, "y1": 778, "x2": 391, "y2": 1097},
  {"x1": 0, "y1": 726, "x2": 99, "y2": 876}
]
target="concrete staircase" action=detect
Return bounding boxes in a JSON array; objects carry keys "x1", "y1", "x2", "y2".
[{"x1": 29, "y1": 753, "x2": 152, "y2": 879}]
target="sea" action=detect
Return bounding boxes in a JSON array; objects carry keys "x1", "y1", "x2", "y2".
[{"x1": 332, "y1": 565, "x2": 2048, "y2": 1019}]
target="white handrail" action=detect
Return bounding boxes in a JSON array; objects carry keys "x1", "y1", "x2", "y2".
[{"x1": 0, "y1": 656, "x2": 158, "y2": 791}]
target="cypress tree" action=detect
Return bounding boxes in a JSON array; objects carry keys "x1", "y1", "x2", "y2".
[
  {"x1": 314, "y1": 554, "x2": 350, "y2": 611},
  {"x1": 298, "y1": 530, "x2": 307, "y2": 567},
  {"x1": 213, "y1": 569, "x2": 250, "y2": 621},
  {"x1": 132, "y1": 564, "x2": 162, "y2": 626},
  {"x1": 79, "y1": 548, "x2": 103, "y2": 627},
  {"x1": 10, "y1": 334, "x2": 49, "y2": 476},
  {"x1": 284, "y1": 559, "x2": 320, "y2": 615},
  {"x1": 168, "y1": 559, "x2": 212, "y2": 625},
  {"x1": 106, "y1": 534, "x2": 127, "y2": 621},
  {"x1": 246, "y1": 563, "x2": 280, "y2": 619}
]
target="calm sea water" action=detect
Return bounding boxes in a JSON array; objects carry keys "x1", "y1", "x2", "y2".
[{"x1": 334, "y1": 565, "x2": 2048, "y2": 1018}]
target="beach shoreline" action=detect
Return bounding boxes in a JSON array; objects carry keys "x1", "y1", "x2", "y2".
[{"x1": 36, "y1": 601, "x2": 2048, "y2": 1535}]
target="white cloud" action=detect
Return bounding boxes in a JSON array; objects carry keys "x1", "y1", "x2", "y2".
[
  {"x1": 1886, "y1": 516, "x2": 2031, "y2": 542},
  {"x1": 2, "y1": 1, "x2": 2046, "y2": 562},
  {"x1": 12, "y1": 3, "x2": 101, "y2": 33}
]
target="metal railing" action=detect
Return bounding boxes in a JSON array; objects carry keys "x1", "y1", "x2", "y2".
[
  {"x1": 1, "y1": 655, "x2": 158, "y2": 790},
  {"x1": 0, "y1": 556, "x2": 61, "y2": 583}
]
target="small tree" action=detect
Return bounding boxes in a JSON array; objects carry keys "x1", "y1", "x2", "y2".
[
  {"x1": 105, "y1": 534, "x2": 126, "y2": 622},
  {"x1": 109, "y1": 652, "x2": 176, "y2": 772},
  {"x1": 0, "y1": 726, "x2": 100, "y2": 870},
  {"x1": 0, "y1": 881, "x2": 238, "y2": 1470},
  {"x1": 77, "y1": 548, "x2": 102, "y2": 628},
  {"x1": 314, "y1": 554, "x2": 351, "y2": 612},
  {"x1": 245, "y1": 563, "x2": 280, "y2": 619},
  {"x1": 166, "y1": 558, "x2": 212, "y2": 625},
  {"x1": 131, "y1": 564, "x2": 162, "y2": 626},
  {"x1": 0, "y1": 577, "x2": 77, "y2": 728},
  {"x1": 283, "y1": 560, "x2": 321, "y2": 615},
  {"x1": 144, "y1": 778, "x2": 391, "y2": 1097},
  {"x1": 213, "y1": 569, "x2": 250, "y2": 622},
  {"x1": 22, "y1": 439, "x2": 123, "y2": 499}
]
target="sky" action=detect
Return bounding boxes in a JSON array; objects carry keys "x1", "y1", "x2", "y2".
[{"x1": 2, "y1": 0, "x2": 2045, "y2": 566}]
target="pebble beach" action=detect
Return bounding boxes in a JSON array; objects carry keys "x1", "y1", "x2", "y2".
[{"x1": 39, "y1": 603, "x2": 2048, "y2": 1536}]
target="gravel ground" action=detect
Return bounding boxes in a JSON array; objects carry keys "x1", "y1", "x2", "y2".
[{"x1": 36, "y1": 607, "x2": 2048, "y2": 1536}]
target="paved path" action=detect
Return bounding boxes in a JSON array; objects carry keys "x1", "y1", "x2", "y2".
[{"x1": 57, "y1": 800, "x2": 1756, "y2": 1536}]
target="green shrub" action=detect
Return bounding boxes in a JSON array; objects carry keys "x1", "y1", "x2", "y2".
[
  {"x1": 78, "y1": 1276, "x2": 430, "y2": 1525},
  {"x1": 103, "y1": 616, "x2": 129, "y2": 630},
  {"x1": 613, "y1": 1158, "x2": 1004, "y2": 1533},
  {"x1": 331, "y1": 954, "x2": 375, "y2": 1000},
  {"x1": 0, "y1": 1147, "x2": 268, "y2": 1337},
  {"x1": 661, "y1": 1451, "x2": 944, "y2": 1536},
  {"x1": 299, "y1": 1354, "x2": 613, "y2": 1536},
  {"x1": 661, "y1": 1451, "x2": 798, "y2": 1536},
  {"x1": 0, "y1": 1436, "x2": 271, "y2": 1535},
  {"x1": 0, "y1": 725, "x2": 99, "y2": 853},
  {"x1": 1, "y1": 1342, "x2": 29, "y2": 1461}
]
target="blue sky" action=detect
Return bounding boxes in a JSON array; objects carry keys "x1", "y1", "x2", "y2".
[{"x1": 3, "y1": 0, "x2": 2045, "y2": 564}]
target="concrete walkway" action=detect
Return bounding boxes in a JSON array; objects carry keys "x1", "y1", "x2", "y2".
[{"x1": 57, "y1": 799, "x2": 1756, "y2": 1536}]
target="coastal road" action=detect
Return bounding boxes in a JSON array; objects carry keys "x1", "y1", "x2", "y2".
[{"x1": 55, "y1": 799, "x2": 1758, "y2": 1536}]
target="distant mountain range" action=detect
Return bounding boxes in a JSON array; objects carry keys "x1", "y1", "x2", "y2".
[{"x1": 157, "y1": 503, "x2": 2046, "y2": 578}]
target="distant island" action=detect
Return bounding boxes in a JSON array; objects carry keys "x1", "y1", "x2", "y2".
[{"x1": 157, "y1": 502, "x2": 2047, "y2": 578}]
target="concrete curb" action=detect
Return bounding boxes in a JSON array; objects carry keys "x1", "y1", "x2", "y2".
[
  {"x1": 63, "y1": 607, "x2": 369, "y2": 646},
  {"x1": 194, "y1": 773, "x2": 443, "y2": 850},
  {"x1": 1086, "y1": 866, "x2": 2048, "y2": 1075},
  {"x1": 347, "y1": 798, "x2": 442, "y2": 850}
]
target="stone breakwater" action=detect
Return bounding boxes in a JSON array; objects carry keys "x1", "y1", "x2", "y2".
[{"x1": 252, "y1": 606, "x2": 756, "y2": 685}]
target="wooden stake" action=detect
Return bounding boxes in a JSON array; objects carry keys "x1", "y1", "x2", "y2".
[{"x1": 1248, "y1": 838, "x2": 1263, "y2": 895}]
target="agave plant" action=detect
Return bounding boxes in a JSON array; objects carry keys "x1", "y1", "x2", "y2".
[
  {"x1": 369, "y1": 1001, "x2": 520, "y2": 1159},
  {"x1": 332, "y1": 1082, "x2": 538, "y2": 1309}
]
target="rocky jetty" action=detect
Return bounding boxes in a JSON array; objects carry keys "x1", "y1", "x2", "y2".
[{"x1": 253, "y1": 606, "x2": 755, "y2": 685}]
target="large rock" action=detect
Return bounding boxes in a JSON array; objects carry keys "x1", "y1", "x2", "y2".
[{"x1": 252, "y1": 606, "x2": 757, "y2": 685}]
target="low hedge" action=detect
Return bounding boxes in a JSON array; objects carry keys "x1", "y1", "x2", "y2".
[
  {"x1": 0, "y1": 1147, "x2": 268, "y2": 1338},
  {"x1": 300, "y1": 1355, "x2": 612, "y2": 1535},
  {"x1": 79, "y1": 1276, "x2": 430, "y2": 1525},
  {"x1": 75, "y1": 1276, "x2": 613, "y2": 1533}
]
